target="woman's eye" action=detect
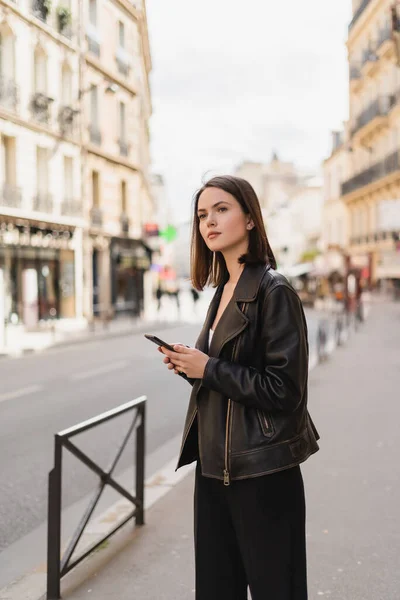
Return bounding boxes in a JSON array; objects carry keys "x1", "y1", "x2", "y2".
[
  {"x1": 198, "y1": 214, "x2": 206, "y2": 220},
  {"x1": 218, "y1": 207, "x2": 227, "y2": 213}
]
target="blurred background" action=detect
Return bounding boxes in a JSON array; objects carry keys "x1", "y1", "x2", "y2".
[{"x1": 1, "y1": 0, "x2": 400, "y2": 598}]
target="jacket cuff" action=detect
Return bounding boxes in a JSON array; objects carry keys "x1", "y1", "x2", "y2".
[{"x1": 202, "y1": 357, "x2": 219, "y2": 388}]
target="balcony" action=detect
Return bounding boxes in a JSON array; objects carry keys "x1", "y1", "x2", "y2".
[
  {"x1": 58, "y1": 105, "x2": 78, "y2": 136},
  {"x1": 31, "y1": 0, "x2": 50, "y2": 22},
  {"x1": 349, "y1": 0, "x2": 372, "y2": 31},
  {"x1": 89, "y1": 124, "x2": 102, "y2": 145},
  {"x1": 61, "y1": 198, "x2": 81, "y2": 217},
  {"x1": 30, "y1": 92, "x2": 54, "y2": 125},
  {"x1": 351, "y1": 96, "x2": 392, "y2": 143},
  {"x1": 90, "y1": 206, "x2": 103, "y2": 227},
  {"x1": 120, "y1": 214, "x2": 130, "y2": 234},
  {"x1": 57, "y1": 8, "x2": 73, "y2": 39},
  {"x1": 118, "y1": 139, "x2": 129, "y2": 157},
  {"x1": 1, "y1": 183, "x2": 22, "y2": 209},
  {"x1": 0, "y1": 76, "x2": 19, "y2": 112},
  {"x1": 33, "y1": 192, "x2": 53, "y2": 213},
  {"x1": 341, "y1": 151, "x2": 400, "y2": 196}
]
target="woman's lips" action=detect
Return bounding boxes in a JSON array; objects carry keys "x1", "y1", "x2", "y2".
[{"x1": 208, "y1": 232, "x2": 221, "y2": 239}]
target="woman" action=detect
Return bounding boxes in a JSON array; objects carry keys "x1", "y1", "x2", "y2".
[{"x1": 160, "y1": 175, "x2": 320, "y2": 600}]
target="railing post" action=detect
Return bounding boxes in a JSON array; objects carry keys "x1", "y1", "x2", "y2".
[
  {"x1": 135, "y1": 403, "x2": 146, "y2": 526},
  {"x1": 47, "y1": 436, "x2": 63, "y2": 600}
]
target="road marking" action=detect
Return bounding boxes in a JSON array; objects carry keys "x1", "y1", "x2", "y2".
[
  {"x1": 70, "y1": 360, "x2": 128, "y2": 381},
  {"x1": 0, "y1": 384, "x2": 43, "y2": 404}
]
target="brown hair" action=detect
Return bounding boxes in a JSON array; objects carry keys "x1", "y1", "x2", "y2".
[{"x1": 190, "y1": 175, "x2": 277, "y2": 290}]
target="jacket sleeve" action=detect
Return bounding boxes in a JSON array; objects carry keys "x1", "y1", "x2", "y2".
[{"x1": 201, "y1": 283, "x2": 309, "y2": 413}]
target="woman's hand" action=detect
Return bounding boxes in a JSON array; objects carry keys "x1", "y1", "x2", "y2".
[{"x1": 159, "y1": 344, "x2": 209, "y2": 379}]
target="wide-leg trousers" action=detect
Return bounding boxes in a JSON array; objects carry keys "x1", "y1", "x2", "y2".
[{"x1": 194, "y1": 464, "x2": 307, "y2": 600}]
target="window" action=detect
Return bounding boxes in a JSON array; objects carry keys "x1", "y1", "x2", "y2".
[
  {"x1": 63, "y1": 156, "x2": 73, "y2": 199},
  {"x1": 118, "y1": 21, "x2": 125, "y2": 48},
  {"x1": 34, "y1": 49, "x2": 47, "y2": 93},
  {"x1": 92, "y1": 170, "x2": 99, "y2": 207},
  {"x1": 89, "y1": 0, "x2": 97, "y2": 26},
  {"x1": 0, "y1": 29, "x2": 15, "y2": 80},
  {"x1": 36, "y1": 147, "x2": 49, "y2": 193},
  {"x1": 61, "y1": 64, "x2": 73, "y2": 105},
  {"x1": 121, "y1": 180, "x2": 127, "y2": 213},
  {"x1": 119, "y1": 101, "x2": 126, "y2": 141},
  {"x1": 90, "y1": 85, "x2": 98, "y2": 124}
]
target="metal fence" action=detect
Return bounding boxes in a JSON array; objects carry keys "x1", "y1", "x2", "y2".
[{"x1": 47, "y1": 396, "x2": 146, "y2": 600}]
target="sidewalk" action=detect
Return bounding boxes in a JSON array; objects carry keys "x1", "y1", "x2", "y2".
[
  {"x1": 42, "y1": 298, "x2": 400, "y2": 600},
  {"x1": 0, "y1": 289, "x2": 213, "y2": 357}
]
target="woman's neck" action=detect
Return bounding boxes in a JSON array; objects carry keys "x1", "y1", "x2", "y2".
[{"x1": 224, "y1": 255, "x2": 245, "y2": 287}]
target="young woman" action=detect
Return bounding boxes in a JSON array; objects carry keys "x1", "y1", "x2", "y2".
[{"x1": 160, "y1": 175, "x2": 320, "y2": 600}]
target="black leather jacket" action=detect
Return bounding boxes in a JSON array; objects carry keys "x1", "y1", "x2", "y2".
[{"x1": 176, "y1": 264, "x2": 320, "y2": 484}]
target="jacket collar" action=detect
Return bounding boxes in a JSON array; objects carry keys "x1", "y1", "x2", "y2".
[{"x1": 196, "y1": 263, "x2": 270, "y2": 357}]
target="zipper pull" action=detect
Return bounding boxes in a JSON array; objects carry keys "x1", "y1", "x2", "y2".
[{"x1": 223, "y1": 469, "x2": 230, "y2": 486}]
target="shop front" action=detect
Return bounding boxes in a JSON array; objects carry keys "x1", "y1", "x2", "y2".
[
  {"x1": 110, "y1": 237, "x2": 152, "y2": 318},
  {"x1": 0, "y1": 219, "x2": 77, "y2": 328}
]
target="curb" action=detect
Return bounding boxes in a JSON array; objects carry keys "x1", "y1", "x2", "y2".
[{"x1": 0, "y1": 459, "x2": 195, "y2": 600}]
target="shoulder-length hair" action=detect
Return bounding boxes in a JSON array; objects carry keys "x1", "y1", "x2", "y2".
[{"x1": 191, "y1": 175, "x2": 277, "y2": 290}]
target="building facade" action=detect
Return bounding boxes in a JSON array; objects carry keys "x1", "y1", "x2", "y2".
[
  {"x1": 0, "y1": 0, "x2": 154, "y2": 330},
  {"x1": 342, "y1": 0, "x2": 400, "y2": 285},
  {"x1": 0, "y1": 0, "x2": 83, "y2": 328},
  {"x1": 83, "y1": 0, "x2": 153, "y2": 319}
]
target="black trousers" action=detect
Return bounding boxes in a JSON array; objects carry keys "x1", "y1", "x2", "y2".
[{"x1": 194, "y1": 464, "x2": 307, "y2": 600}]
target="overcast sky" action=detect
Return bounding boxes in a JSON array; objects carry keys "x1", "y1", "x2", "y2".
[{"x1": 146, "y1": 0, "x2": 352, "y2": 224}]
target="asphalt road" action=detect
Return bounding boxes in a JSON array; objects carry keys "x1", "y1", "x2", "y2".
[{"x1": 0, "y1": 307, "x2": 324, "y2": 589}]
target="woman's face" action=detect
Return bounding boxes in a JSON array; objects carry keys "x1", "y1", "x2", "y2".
[{"x1": 197, "y1": 187, "x2": 253, "y2": 255}]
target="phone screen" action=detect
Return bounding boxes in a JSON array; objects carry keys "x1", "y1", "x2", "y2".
[{"x1": 144, "y1": 334, "x2": 175, "y2": 352}]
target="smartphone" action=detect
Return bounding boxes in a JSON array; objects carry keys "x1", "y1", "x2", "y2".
[
  {"x1": 144, "y1": 334, "x2": 189, "y2": 380},
  {"x1": 144, "y1": 334, "x2": 175, "y2": 352}
]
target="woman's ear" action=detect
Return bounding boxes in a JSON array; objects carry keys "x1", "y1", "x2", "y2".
[{"x1": 246, "y1": 219, "x2": 254, "y2": 230}]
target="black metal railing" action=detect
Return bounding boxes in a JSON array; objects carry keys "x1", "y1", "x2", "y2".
[
  {"x1": 0, "y1": 75, "x2": 19, "y2": 111},
  {"x1": 341, "y1": 150, "x2": 400, "y2": 195},
  {"x1": 46, "y1": 396, "x2": 146, "y2": 600},
  {"x1": 89, "y1": 124, "x2": 102, "y2": 145},
  {"x1": 119, "y1": 139, "x2": 129, "y2": 156},
  {"x1": 33, "y1": 192, "x2": 53, "y2": 213},
  {"x1": 349, "y1": 0, "x2": 372, "y2": 31},
  {"x1": 120, "y1": 213, "x2": 130, "y2": 233},
  {"x1": 1, "y1": 183, "x2": 22, "y2": 209},
  {"x1": 351, "y1": 96, "x2": 393, "y2": 137},
  {"x1": 31, "y1": 0, "x2": 49, "y2": 21},
  {"x1": 61, "y1": 198, "x2": 81, "y2": 217},
  {"x1": 91, "y1": 206, "x2": 103, "y2": 227},
  {"x1": 31, "y1": 93, "x2": 54, "y2": 125},
  {"x1": 58, "y1": 105, "x2": 78, "y2": 135}
]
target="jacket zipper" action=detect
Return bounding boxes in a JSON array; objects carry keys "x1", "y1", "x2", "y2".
[{"x1": 223, "y1": 302, "x2": 248, "y2": 486}]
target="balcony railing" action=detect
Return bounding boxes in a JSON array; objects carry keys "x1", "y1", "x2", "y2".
[
  {"x1": 0, "y1": 76, "x2": 19, "y2": 112},
  {"x1": 116, "y1": 48, "x2": 131, "y2": 77},
  {"x1": 349, "y1": 0, "x2": 372, "y2": 31},
  {"x1": 33, "y1": 192, "x2": 53, "y2": 213},
  {"x1": 31, "y1": 92, "x2": 54, "y2": 125},
  {"x1": 31, "y1": 0, "x2": 49, "y2": 22},
  {"x1": 89, "y1": 124, "x2": 102, "y2": 145},
  {"x1": 120, "y1": 214, "x2": 130, "y2": 234},
  {"x1": 118, "y1": 140, "x2": 129, "y2": 157},
  {"x1": 91, "y1": 206, "x2": 103, "y2": 227},
  {"x1": 1, "y1": 183, "x2": 22, "y2": 209},
  {"x1": 58, "y1": 105, "x2": 78, "y2": 135},
  {"x1": 341, "y1": 151, "x2": 400, "y2": 196},
  {"x1": 351, "y1": 96, "x2": 393, "y2": 137},
  {"x1": 61, "y1": 198, "x2": 82, "y2": 217}
]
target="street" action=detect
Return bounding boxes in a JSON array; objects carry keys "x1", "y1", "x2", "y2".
[{"x1": 0, "y1": 300, "x2": 326, "y2": 590}]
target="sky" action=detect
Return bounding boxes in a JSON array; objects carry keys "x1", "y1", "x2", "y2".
[{"x1": 146, "y1": 0, "x2": 352, "y2": 225}]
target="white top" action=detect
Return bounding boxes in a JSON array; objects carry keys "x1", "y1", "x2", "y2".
[{"x1": 209, "y1": 329, "x2": 214, "y2": 345}]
